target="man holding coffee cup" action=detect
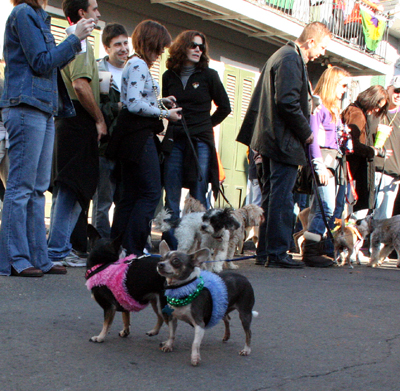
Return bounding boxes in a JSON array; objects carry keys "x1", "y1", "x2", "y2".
[
  {"x1": 92, "y1": 23, "x2": 129, "y2": 238},
  {"x1": 48, "y1": 0, "x2": 107, "y2": 267},
  {"x1": 372, "y1": 76, "x2": 400, "y2": 219}
]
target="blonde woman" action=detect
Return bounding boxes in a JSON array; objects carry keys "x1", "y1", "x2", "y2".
[{"x1": 302, "y1": 66, "x2": 350, "y2": 267}]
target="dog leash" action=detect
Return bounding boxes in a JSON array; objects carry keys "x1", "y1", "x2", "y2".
[
  {"x1": 218, "y1": 183, "x2": 234, "y2": 208},
  {"x1": 138, "y1": 253, "x2": 257, "y2": 263}
]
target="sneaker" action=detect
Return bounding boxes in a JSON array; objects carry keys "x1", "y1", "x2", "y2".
[{"x1": 53, "y1": 249, "x2": 87, "y2": 267}]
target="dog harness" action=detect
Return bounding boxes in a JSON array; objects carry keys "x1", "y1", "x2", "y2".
[
  {"x1": 165, "y1": 270, "x2": 228, "y2": 329},
  {"x1": 85, "y1": 255, "x2": 148, "y2": 312}
]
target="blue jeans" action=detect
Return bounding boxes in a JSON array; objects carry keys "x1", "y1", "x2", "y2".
[
  {"x1": 257, "y1": 156, "x2": 298, "y2": 259},
  {"x1": 0, "y1": 106, "x2": 55, "y2": 275},
  {"x1": 92, "y1": 156, "x2": 116, "y2": 238},
  {"x1": 111, "y1": 136, "x2": 161, "y2": 255},
  {"x1": 47, "y1": 184, "x2": 82, "y2": 261},
  {"x1": 162, "y1": 139, "x2": 210, "y2": 249},
  {"x1": 308, "y1": 175, "x2": 336, "y2": 236}
]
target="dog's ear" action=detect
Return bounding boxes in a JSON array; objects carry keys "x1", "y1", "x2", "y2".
[
  {"x1": 159, "y1": 240, "x2": 170, "y2": 257},
  {"x1": 191, "y1": 248, "x2": 211, "y2": 267},
  {"x1": 229, "y1": 213, "x2": 241, "y2": 230},
  {"x1": 87, "y1": 224, "x2": 101, "y2": 249}
]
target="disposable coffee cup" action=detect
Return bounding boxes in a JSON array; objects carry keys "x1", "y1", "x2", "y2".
[
  {"x1": 65, "y1": 24, "x2": 87, "y2": 54},
  {"x1": 99, "y1": 71, "x2": 112, "y2": 94},
  {"x1": 374, "y1": 124, "x2": 391, "y2": 148}
]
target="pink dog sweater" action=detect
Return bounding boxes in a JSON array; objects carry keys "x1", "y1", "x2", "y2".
[{"x1": 86, "y1": 255, "x2": 148, "y2": 312}]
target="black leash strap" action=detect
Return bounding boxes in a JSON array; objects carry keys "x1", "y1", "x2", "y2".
[{"x1": 219, "y1": 183, "x2": 234, "y2": 208}]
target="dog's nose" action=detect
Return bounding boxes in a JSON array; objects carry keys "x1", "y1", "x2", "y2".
[
  {"x1": 158, "y1": 262, "x2": 164, "y2": 270},
  {"x1": 201, "y1": 224, "x2": 207, "y2": 230}
]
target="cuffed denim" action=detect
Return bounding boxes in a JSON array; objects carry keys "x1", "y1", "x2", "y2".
[
  {"x1": 92, "y1": 156, "x2": 116, "y2": 238},
  {"x1": 47, "y1": 184, "x2": 82, "y2": 261},
  {"x1": 0, "y1": 106, "x2": 55, "y2": 275},
  {"x1": 162, "y1": 139, "x2": 210, "y2": 249}
]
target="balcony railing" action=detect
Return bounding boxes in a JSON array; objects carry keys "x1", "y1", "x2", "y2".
[{"x1": 248, "y1": 0, "x2": 390, "y2": 61}]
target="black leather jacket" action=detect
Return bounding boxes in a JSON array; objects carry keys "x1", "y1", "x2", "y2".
[{"x1": 237, "y1": 41, "x2": 312, "y2": 166}]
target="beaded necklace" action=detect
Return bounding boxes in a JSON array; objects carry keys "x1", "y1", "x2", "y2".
[
  {"x1": 166, "y1": 276, "x2": 205, "y2": 307},
  {"x1": 134, "y1": 53, "x2": 168, "y2": 120}
]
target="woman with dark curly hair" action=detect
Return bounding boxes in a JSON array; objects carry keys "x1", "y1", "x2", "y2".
[
  {"x1": 342, "y1": 85, "x2": 389, "y2": 212},
  {"x1": 161, "y1": 30, "x2": 231, "y2": 249}
]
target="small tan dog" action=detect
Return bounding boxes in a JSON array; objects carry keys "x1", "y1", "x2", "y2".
[
  {"x1": 231, "y1": 204, "x2": 264, "y2": 256},
  {"x1": 332, "y1": 216, "x2": 365, "y2": 268},
  {"x1": 182, "y1": 195, "x2": 206, "y2": 216}
]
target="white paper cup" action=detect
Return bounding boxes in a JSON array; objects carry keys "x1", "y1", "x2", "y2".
[
  {"x1": 99, "y1": 71, "x2": 112, "y2": 94},
  {"x1": 65, "y1": 24, "x2": 87, "y2": 53}
]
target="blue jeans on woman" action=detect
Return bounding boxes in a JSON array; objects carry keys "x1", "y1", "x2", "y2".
[
  {"x1": 47, "y1": 184, "x2": 82, "y2": 262},
  {"x1": 0, "y1": 106, "x2": 55, "y2": 275},
  {"x1": 162, "y1": 139, "x2": 210, "y2": 249},
  {"x1": 111, "y1": 136, "x2": 161, "y2": 255}
]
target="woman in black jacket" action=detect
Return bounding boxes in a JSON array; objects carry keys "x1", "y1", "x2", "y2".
[{"x1": 162, "y1": 30, "x2": 231, "y2": 249}]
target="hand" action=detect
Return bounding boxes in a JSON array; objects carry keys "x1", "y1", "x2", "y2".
[
  {"x1": 96, "y1": 120, "x2": 107, "y2": 141},
  {"x1": 385, "y1": 149, "x2": 393, "y2": 158},
  {"x1": 74, "y1": 18, "x2": 95, "y2": 41},
  {"x1": 305, "y1": 133, "x2": 314, "y2": 145},
  {"x1": 163, "y1": 96, "x2": 177, "y2": 109},
  {"x1": 168, "y1": 107, "x2": 182, "y2": 122},
  {"x1": 117, "y1": 102, "x2": 123, "y2": 111},
  {"x1": 317, "y1": 167, "x2": 330, "y2": 186}
]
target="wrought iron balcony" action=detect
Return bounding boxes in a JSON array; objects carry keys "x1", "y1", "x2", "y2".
[{"x1": 251, "y1": 0, "x2": 392, "y2": 61}]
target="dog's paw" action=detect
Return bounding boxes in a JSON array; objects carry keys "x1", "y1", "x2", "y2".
[
  {"x1": 212, "y1": 265, "x2": 223, "y2": 273},
  {"x1": 160, "y1": 341, "x2": 174, "y2": 352},
  {"x1": 227, "y1": 262, "x2": 239, "y2": 270},
  {"x1": 191, "y1": 354, "x2": 201, "y2": 366},
  {"x1": 89, "y1": 336, "x2": 105, "y2": 343},
  {"x1": 119, "y1": 329, "x2": 130, "y2": 338},
  {"x1": 239, "y1": 346, "x2": 251, "y2": 356},
  {"x1": 146, "y1": 329, "x2": 159, "y2": 337}
]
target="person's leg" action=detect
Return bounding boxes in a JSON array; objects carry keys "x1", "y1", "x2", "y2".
[
  {"x1": 123, "y1": 137, "x2": 161, "y2": 255},
  {"x1": 162, "y1": 140, "x2": 185, "y2": 249},
  {"x1": 92, "y1": 157, "x2": 116, "y2": 238},
  {"x1": 303, "y1": 175, "x2": 335, "y2": 267},
  {"x1": 255, "y1": 155, "x2": 269, "y2": 265},
  {"x1": 191, "y1": 140, "x2": 211, "y2": 208},
  {"x1": 47, "y1": 184, "x2": 82, "y2": 262},
  {"x1": 0, "y1": 106, "x2": 54, "y2": 275},
  {"x1": 374, "y1": 173, "x2": 400, "y2": 220},
  {"x1": 265, "y1": 159, "x2": 304, "y2": 267},
  {"x1": 70, "y1": 208, "x2": 88, "y2": 254}
]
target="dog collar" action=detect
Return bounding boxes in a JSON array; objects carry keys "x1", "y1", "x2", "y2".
[
  {"x1": 166, "y1": 276, "x2": 204, "y2": 307},
  {"x1": 85, "y1": 254, "x2": 136, "y2": 280}
]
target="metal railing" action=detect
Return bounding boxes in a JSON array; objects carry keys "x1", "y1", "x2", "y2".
[{"x1": 249, "y1": 0, "x2": 390, "y2": 61}]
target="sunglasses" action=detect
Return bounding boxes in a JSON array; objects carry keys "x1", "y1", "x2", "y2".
[{"x1": 189, "y1": 42, "x2": 205, "y2": 51}]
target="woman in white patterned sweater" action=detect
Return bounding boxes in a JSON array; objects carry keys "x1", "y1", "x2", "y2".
[{"x1": 107, "y1": 20, "x2": 181, "y2": 255}]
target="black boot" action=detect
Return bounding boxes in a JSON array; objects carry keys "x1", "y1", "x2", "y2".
[{"x1": 302, "y1": 236, "x2": 334, "y2": 268}]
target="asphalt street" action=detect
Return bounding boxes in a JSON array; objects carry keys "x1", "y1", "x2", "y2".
[{"x1": 1, "y1": 251, "x2": 400, "y2": 391}]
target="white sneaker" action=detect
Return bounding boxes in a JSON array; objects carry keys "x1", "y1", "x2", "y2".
[{"x1": 53, "y1": 250, "x2": 87, "y2": 267}]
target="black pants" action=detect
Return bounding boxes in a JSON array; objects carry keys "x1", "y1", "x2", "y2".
[{"x1": 111, "y1": 136, "x2": 161, "y2": 256}]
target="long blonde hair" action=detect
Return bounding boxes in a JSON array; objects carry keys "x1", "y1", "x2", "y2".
[{"x1": 314, "y1": 66, "x2": 350, "y2": 122}]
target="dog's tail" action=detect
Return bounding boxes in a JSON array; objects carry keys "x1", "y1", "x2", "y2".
[{"x1": 252, "y1": 311, "x2": 259, "y2": 318}]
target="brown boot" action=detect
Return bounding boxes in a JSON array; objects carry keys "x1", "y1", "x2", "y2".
[{"x1": 302, "y1": 233, "x2": 334, "y2": 268}]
